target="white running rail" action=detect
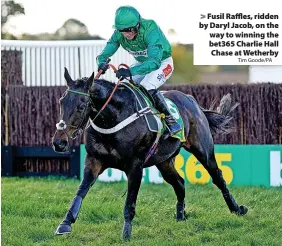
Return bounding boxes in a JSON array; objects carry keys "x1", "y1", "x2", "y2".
[{"x1": 1, "y1": 40, "x2": 135, "y2": 86}]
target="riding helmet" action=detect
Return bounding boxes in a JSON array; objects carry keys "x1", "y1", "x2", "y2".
[{"x1": 113, "y1": 6, "x2": 141, "y2": 30}]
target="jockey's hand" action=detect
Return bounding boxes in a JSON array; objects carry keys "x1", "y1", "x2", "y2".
[
  {"x1": 116, "y1": 68, "x2": 132, "y2": 80},
  {"x1": 98, "y1": 62, "x2": 109, "y2": 74}
]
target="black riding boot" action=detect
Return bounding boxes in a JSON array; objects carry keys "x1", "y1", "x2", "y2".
[{"x1": 150, "y1": 90, "x2": 181, "y2": 137}]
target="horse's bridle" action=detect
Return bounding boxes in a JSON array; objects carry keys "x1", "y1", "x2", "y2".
[
  {"x1": 55, "y1": 62, "x2": 127, "y2": 139},
  {"x1": 56, "y1": 89, "x2": 92, "y2": 139}
]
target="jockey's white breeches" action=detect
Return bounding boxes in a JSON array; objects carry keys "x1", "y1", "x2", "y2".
[{"x1": 131, "y1": 57, "x2": 174, "y2": 90}]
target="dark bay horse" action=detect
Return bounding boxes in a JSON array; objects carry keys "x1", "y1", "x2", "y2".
[{"x1": 52, "y1": 68, "x2": 248, "y2": 240}]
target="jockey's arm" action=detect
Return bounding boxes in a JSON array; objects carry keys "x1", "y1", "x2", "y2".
[
  {"x1": 130, "y1": 29, "x2": 163, "y2": 76},
  {"x1": 96, "y1": 31, "x2": 120, "y2": 66}
]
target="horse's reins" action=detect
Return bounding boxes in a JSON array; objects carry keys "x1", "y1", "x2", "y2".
[{"x1": 91, "y1": 62, "x2": 134, "y2": 123}]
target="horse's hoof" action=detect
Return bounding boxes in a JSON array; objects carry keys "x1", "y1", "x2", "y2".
[
  {"x1": 176, "y1": 210, "x2": 186, "y2": 221},
  {"x1": 176, "y1": 217, "x2": 186, "y2": 222},
  {"x1": 233, "y1": 205, "x2": 248, "y2": 216},
  {"x1": 176, "y1": 202, "x2": 186, "y2": 221},
  {"x1": 122, "y1": 222, "x2": 132, "y2": 241},
  {"x1": 238, "y1": 205, "x2": 248, "y2": 216},
  {"x1": 55, "y1": 222, "x2": 71, "y2": 235}
]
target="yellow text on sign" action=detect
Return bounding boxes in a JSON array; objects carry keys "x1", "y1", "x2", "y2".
[{"x1": 174, "y1": 153, "x2": 233, "y2": 184}]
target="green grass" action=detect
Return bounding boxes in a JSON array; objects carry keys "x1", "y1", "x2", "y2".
[{"x1": 2, "y1": 177, "x2": 282, "y2": 246}]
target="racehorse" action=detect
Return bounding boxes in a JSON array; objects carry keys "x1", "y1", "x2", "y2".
[{"x1": 52, "y1": 67, "x2": 248, "y2": 241}]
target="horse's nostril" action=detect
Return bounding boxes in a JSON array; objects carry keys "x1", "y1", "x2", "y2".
[
  {"x1": 52, "y1": 138, "x2": 68, "y2": 152},
  {"x1": 57, "y1": 139, "x2": 67, "y2": 148}
]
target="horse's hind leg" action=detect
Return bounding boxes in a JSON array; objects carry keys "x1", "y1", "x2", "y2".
[
  {"x1": 188, "y1": 145, "x2": 248, "y2": 216},
  {"x1": 156, "y1": 158, "x2": 186, "y2": 221},
  {"x1": 55, "y1": 155, "x2": 104, "y2": 235}
]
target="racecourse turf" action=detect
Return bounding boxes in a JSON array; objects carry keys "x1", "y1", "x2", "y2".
[{"x1": 1, "y1": 177, "x2": 282, "y2": 246}]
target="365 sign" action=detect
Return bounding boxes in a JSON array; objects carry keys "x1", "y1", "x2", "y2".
[{"x1": 174, "y1": 152, "x2": 233, "y2": 185}]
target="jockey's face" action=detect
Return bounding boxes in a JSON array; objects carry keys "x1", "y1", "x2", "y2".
[{"x1": 121, "y1": 30, "x2": 137, "y2": 40}]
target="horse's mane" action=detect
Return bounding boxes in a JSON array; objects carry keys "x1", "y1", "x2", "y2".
[
  {"x1": 71, "y1": 77, "x2": 116, "y2": 90},
  {"x1": 93, "y1": 79, "x2": 133, "y2": 95},
  {"x1": 73, "y1": 78, "x2": 132, "y2": 106},
  {"x1": 93, "y1": 78, "x2": 116, "y2": 89}
]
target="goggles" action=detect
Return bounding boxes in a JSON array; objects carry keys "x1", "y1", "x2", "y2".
[
  {"x1": 118, "y1": 23, "x2": 140, "y2": 33},
  {"x1": 119, "y1": 27, "x2": 136, "y2": 33}
]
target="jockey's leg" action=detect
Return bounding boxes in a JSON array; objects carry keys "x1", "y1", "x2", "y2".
[
  {"x1": 149, "y1": 89, "x2": 181, "y2": 136},
  {"x1": 138, "y1": 57, "x2": 181, "y2": 137}
]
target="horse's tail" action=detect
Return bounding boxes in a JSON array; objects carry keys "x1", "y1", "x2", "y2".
[{"x1": 201, "y1": 93, "x2": 239, "y2": 135}]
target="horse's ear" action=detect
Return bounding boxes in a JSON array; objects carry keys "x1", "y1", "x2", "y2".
[
  {"x1": 86, "y1": 72, "x2": 95, "y2": 90},
  {"x1": 64, "y1": 67, "x2": 74, "y2": 86}
]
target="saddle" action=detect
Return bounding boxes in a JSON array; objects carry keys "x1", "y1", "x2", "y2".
[{"x1": 120, "y1": 82, "x2": 186, "y2": 142}]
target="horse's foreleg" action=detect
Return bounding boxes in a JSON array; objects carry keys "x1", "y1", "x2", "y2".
[
  {"x1": 55, "y1": 155, "x2": 103, "y2": 235},
  {"x1": 156, "y1": 158, "x2": 186, "y2": 221},
  {"x1": 122, "y1": 164, "x2": 143, "y2": 241}
]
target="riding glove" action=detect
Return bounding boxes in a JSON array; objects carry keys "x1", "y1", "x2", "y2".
[
  {"x1": 116, "y1": 68, "x2": 132, "y2": 80},
  {"x1": 98, "y1": 62, "x2": 109, "y2": 74}
]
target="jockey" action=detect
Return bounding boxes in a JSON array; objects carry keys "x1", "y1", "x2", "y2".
[{"x1": 96, "y1": 5, "x2": 181, "y2": 137}]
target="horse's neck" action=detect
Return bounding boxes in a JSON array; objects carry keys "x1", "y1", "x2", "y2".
[
  {"x1": 90, "y1": 80, "x2": 134, "y2": 127},
  {"x1": 91, "y1": 80, "x2": 112, "y2": 106}
]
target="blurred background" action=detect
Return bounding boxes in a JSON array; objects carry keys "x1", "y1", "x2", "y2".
[{"x1": 1, "y1": 0, "x2": 270, "y2": 85}]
